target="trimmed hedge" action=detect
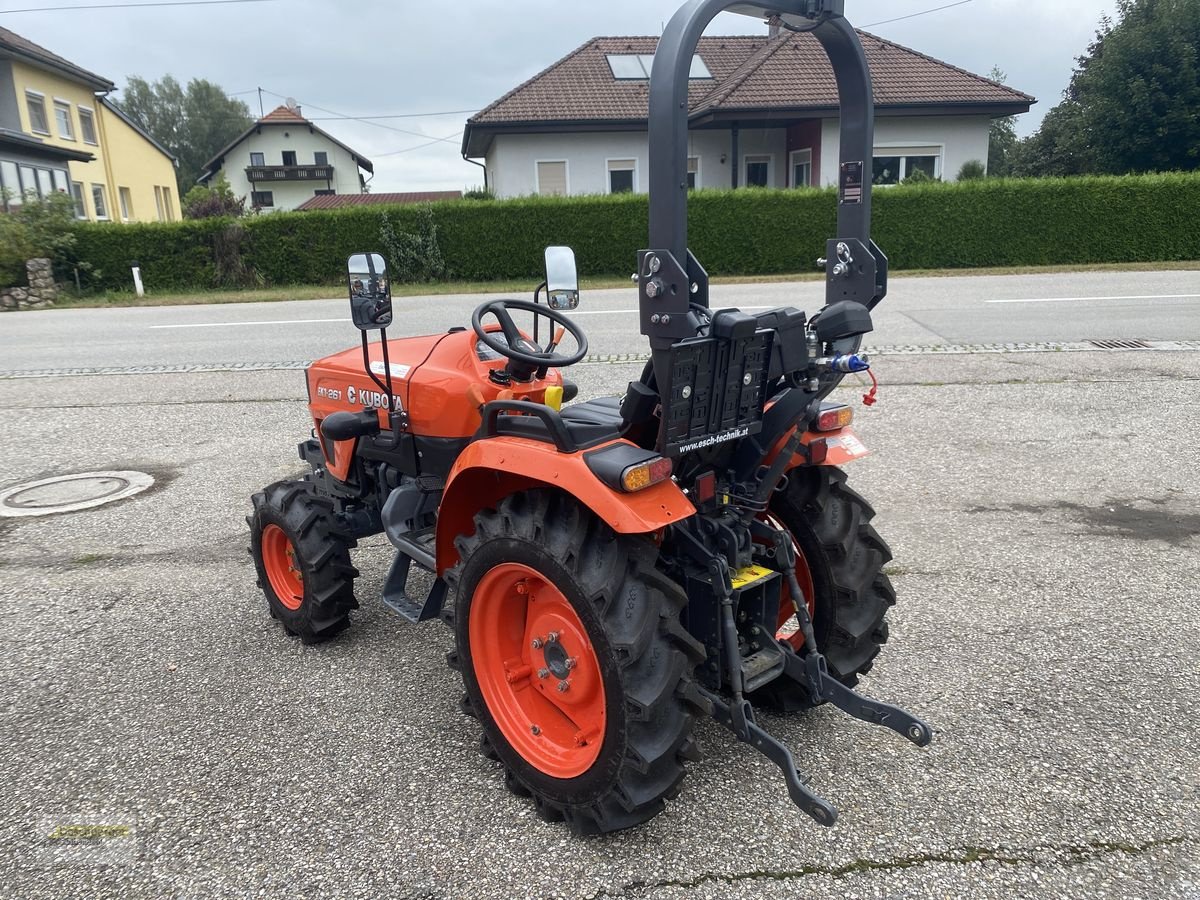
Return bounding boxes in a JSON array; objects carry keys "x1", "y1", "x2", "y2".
[{"x1": 70, "y1": 173, "x2": 1200, "y2": 291}]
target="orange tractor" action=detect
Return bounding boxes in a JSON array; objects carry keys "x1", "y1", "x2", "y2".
[{"x1": 249, "y1": 0, "x2": 930, "y2": 834}]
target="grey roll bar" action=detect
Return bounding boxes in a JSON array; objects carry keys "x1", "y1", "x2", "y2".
[{"x1": 639, "y1": 0, "x2": 887, "y2": 352}]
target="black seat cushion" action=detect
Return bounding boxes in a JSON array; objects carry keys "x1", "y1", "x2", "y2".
[
  {"x1": 494, "y1": 396, "x2": 624, "y2": 450},
  {"x1": 560, "y1": 395, "x2": 623, "y2": 427}
]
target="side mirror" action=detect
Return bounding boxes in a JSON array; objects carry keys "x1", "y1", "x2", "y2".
[
  {"x1": 347, "y1": 252, "x2": 392, "y2": 330},
  {"x1": 544, "y1": 246, "x2": 579, "y2": 311}
]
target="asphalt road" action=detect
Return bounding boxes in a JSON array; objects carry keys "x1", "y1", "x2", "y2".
[
  {"x1": 1, "y1": 269, "x2": 1199, "y2": 373},
  {"x1": 0, "y1": 272, "x2": 1198, "y2": 898}
]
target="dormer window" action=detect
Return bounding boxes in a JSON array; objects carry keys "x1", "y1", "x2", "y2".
[{"x1": 606, "y1": 54, "x2": 711, "y2": 80}]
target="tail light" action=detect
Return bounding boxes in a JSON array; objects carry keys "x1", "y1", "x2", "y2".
[
  {"x1": 621, "y1": 456, "x2": 673, "y2": 492},
  {"x1": 815, "y1": 405, "x2": 853, "y2": 432}
]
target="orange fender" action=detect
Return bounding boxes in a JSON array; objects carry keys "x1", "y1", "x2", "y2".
[{"x1": 435, "y1": 436, "x2": 695, "y2": 575}]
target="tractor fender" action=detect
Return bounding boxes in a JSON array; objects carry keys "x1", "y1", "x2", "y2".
[{"x1": 435, "y1": 436, "x2": 695, "y2": 576}]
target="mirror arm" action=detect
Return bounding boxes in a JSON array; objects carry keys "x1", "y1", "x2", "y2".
[{"x1": 532, "y1": 281, "x2": 547, "y2": 345}]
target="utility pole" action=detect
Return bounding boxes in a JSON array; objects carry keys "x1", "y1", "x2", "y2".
[{"x1": 257, "y1": 87, "x2": 264, "y2": 118}]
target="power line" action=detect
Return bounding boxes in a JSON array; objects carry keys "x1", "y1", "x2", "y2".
[
  {"x1": 863, "y1": 0, "x2": 975, "y2": 28},
  {"x1": 306, "y1": 110, "x2": 478, "y2": 122},
  {"x1": 375, "y1": 131, "x2": 464, "y2": 157},
  {"x1": 257, "y1": 87, "x2": 463, "y2": 145},
  {"x1": 0, "y1": 0, "x2": 275, "y2": 12}
]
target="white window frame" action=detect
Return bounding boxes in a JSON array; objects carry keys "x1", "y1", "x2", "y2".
[
  {"x1": 78, "y1": 106, "x2": 97, "y2": 144},
  {"x1": 788, "y1": 148, "x2": 813, "y2": 188},
  {"x1": 249, "y1": 151, "x2": 265, "y2": 167},
  {"x1": 53, "y1": 99, "x2": 74, "y2": 140},
  {"x1": 162, "y1": 186, "x2": 174, "y2": 220},
  {"x1": 119, "y1": 186, "x2": 132, "y2": 221},
  {"x1": 871, "y1": 143, "x2": 944, "y2": 186},
  {"x1": 25, "y1": 90, "x2": 50, "y2": 134},
  {"x1": 534, "y1": 159, "x2": 569, "y2": 196},
  {"x1": 605, "y1": 157, "x2": 638, "y2": 195},
  {"x1": 743, "y1": 153, "x2": 774, "y2": 189},
  {"x1": 70, "y1": 181, "x2": 87, "y2": 218},
  {"x1": 687, "y1": 156, "x2": 701, "y2": 190},
  {"x1": 91, "y1": 183, "x2": 109, "y2": 220}
]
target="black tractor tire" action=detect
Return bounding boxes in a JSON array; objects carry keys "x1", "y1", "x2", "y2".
[
  {"x1": 248, "y1": 479, "x2": 359, "y2": 643},
  {"x1": 446, "y1": 489, "x2": 706, "y2": 835},
  {"x1": 751, "y1": 465, "x2": 896, "y2": 712}
]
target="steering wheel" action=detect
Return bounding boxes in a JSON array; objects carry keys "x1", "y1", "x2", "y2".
[{"x1": 471, "y1": 299, "x2": 588, "y2": 373}]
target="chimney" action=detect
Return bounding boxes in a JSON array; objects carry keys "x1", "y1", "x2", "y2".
[{"x1": 768, "y1": 15, "x2": 783, "y2": 38}]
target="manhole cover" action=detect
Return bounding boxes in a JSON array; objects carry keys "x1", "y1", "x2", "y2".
[{"x1": 0, "y1": 471, "x2": 155, "y2": 518}]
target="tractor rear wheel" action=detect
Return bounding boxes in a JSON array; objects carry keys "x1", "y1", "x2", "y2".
[
  {"x1": 248, "y1": 480, "x2": 359, "y2": 643},
  {"x1": 751, "y1": 465, "x2": 895, "y2": 711},
  {"x1": 447, "y1": 490, "x2": 705, "y2": 835}
]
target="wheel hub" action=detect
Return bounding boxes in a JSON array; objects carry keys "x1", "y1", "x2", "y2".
[{"x1": 468, "y1": 563, "x2": 607, "y2": 778}]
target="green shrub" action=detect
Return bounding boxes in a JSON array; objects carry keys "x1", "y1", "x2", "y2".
[
  {"x1": 1, "y1": 193, "x2": 77, "y2": 288},
  {"x1": 957, "y1": 160, "x2": 987, "y2": 180},
  {"x1": 66, "y1": 173, "x2": 1200, "y2": 290}
]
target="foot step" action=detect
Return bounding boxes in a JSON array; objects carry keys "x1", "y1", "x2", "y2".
[{"x1": 742, "y1": 643, "x2": 786, "y2": 693}]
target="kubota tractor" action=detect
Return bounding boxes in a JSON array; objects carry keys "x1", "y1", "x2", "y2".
[{"x1": 249, "y1": 0, "x2": 931, "y2": 834}]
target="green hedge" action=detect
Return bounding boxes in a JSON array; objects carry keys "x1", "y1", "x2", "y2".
[{"x1": 70, "y1": 173, "x2": 1200, "y2": 291}]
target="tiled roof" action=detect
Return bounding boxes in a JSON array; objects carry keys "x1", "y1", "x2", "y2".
[
  {"x1": 259, "y1": 104, "x2": 308, "y2": 124},
  {"x1": 0, "y1": 25, "x2": 113, "y2": 90},
  {"x1": 469, "y1": 31, "x2": 1033, "y2": 127},
  {"x1": 296, "y1": 191, "x2": 462, "y2": 210}
]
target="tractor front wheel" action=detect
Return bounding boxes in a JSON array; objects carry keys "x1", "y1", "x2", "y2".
[
  {"x1": 751, "y1": 465, "x2": 896, "y2": 711},
  {"x1": 448, "y1": 490, "x2": 705, "y2": 835},
  {"x1": 248, "y1": 480, "x2": 359, "y2": 643}
]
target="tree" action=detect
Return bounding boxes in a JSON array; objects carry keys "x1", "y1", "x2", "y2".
[
  {"x1": 0, "y1": 193, "x2": 76, "y2": 288},
  {"x1": 114, "y1": 76, "x2": 254, "y2": 194},
  {"x1": 1016, "y1": 0, "x2": 1200, "y2": 175},
  {"x1": 181, "y1": 173, "x2": 246, "y2": 219},
  {"x1": 987, "y1": 67, "x2": 1020, "y2": 176}
]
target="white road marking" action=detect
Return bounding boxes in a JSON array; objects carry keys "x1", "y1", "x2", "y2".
[
  {"x1": 985, "y1": 293, "x2": 1200, "y2": 305},
  {"x1": 147, "y1": 306, "x2": 776, "y2": 329}
]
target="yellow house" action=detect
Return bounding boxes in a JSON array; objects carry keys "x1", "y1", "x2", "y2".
[{"x1": 0, "y1": 25, "x2": 178, "y2": 222}]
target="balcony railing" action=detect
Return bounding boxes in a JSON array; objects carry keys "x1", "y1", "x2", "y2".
[{"x1": 245, "y1": 165, "x2": 334, "y2": 182}]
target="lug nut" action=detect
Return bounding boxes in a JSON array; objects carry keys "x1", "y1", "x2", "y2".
[
  {"x1": 564, "y1": 658, "x2": 577, "y2": 671},
  {"x1": 557, "y1": 680, "x2": 570, "y2": 693},
  {"x1": 531, "y1": 638, "x2": 543, "y2": 650},
  {"x1": 546, "y1": 631, "x2": 559, "y2": 644},
  {"x1": 537, "y1": 668, "x2": 550, "y2": 679}
]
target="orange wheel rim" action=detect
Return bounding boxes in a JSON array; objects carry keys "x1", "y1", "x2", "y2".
[
  {"x1": 469, "y1": 562, "x2": 606, "y2": 779},
  {"x1": 761, "y1": 514, "x2": 816, "y2": 651},
  {"x1": 261, "y1": 524, "x2": 304, "y2": 611}
]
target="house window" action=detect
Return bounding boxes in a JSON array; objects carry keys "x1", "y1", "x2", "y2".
[
  {"x1": 281, "y1": 150, "x2": 297, "y2": 166},
  {"x1": 26, "y1": 92, "x2": 49, "y2": 133},
  {"x1": 606, "y1": 54, "x2": 711, "y2": 79},
  {"x1": 154, "y1": 185, "x2": 164, "y2": 220},
  {"x1": 19, "y1": 165, "x2": 37, "y2": 197},
  {"x1": 119, "y1": 186, "x2": 133, "y2": 221},
  {"x1": 0, "y1": 161, "x2": 20, "y2": 209},
  {"x1": 250, "y1": 151, "x2": 265, "y2": 166},
  {"x1": 745, "y1": 155, "x2": 771, "y2": 188},
  {"x1": 687, "y1": 156, "x2": 699, "y2": 190},
  {"x1": 162, "y1": 187, "x2": 174, "y2": 220},
  {"x1": 36, "y1": 168, "x2": 52, "y2": 197},
  {"x1": 92, "y1": 183, "x2": 109, "y2": 219},
  {"x1": 536, "y1": 160, "x2": 567, "y2": 196},
  {"x1": 251, "y1": 190, "x2": 274, "y2": 208},
  {"x1": 314, "y1": 151, "x2": 328, "y2": 165},
  {"x1": 789, "y1": 149, "x2": 813, "y2": 188},
  {"x1": 71, "y1": 181, "x2": 86, "y2": 218},
  {"x1": 51, "y1": 169, "x2": 69, "y2": 194},
  {"x1": 314, "y1": 189, "x2": 335, "y2": 196},
  {"x1": 607, "y1": 159, "x2": 636, "y2": 194},
  {"x1": 78, "y1": 107, "x2": 97, "y2": 144},
  {"x1": 54, "y1": 101, "x2": 74, "y2": 140},
  {"x1": 873, "y1": 147, "x2": 941, "y2": 185}
]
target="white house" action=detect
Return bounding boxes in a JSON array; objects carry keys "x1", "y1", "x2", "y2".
[
  {"x1": 198, "y1": 103, "x2": 373, "y2": 212},
  {"x1": 463, "y1": 30, "x2": 1034, "y2": 198}
]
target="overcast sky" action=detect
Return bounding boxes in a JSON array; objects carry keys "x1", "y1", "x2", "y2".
[{"x1": 5, "y1": 0, "x2": 1117, "y2": 192}]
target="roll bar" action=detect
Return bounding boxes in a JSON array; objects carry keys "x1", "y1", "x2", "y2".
[{"x1": 637, "y1": 0, "x2": 888, "y2": 352}]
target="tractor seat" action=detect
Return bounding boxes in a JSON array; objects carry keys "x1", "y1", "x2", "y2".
[{"x1": 560, "y1": 395, "x2": 623, "y2": 428}]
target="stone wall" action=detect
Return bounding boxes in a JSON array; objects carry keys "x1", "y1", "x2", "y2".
[{"x1": 0, "y1": 259, "x2": 58, "y2": 311}]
